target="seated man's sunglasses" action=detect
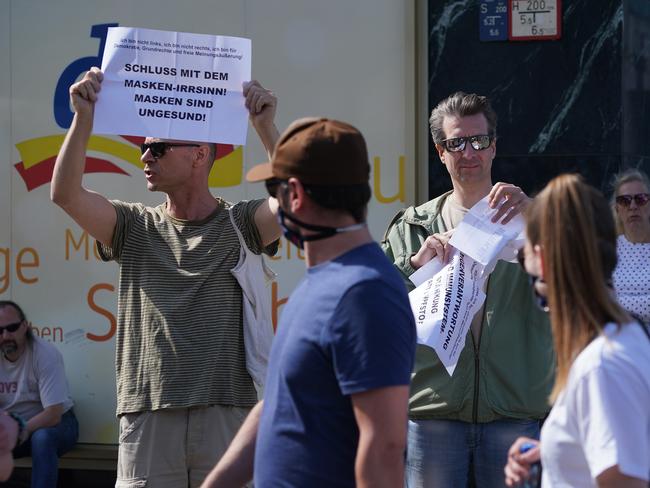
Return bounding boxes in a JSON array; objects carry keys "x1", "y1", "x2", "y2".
[
  {"x1": 441, "y1": 135, "x2": 493, "y2": 153},
  {"x1": 0, "y1": 321, "x2": 23, "y2": 334},
  {"x1": 615, "y1": 193, "x2": 650, "y2": 208},
  {"x1": 140, "y1": 142, "x2": 200, "y2": 159}
]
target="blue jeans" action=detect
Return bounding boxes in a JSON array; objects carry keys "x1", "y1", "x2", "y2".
[
  {"x1": 13, "y1": 409, "x2": 79, "y2": 488},
  {"x1": 406, "y1": 417, "x2": 540, "y2": 488}
]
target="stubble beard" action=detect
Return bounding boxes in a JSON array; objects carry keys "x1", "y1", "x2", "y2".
[{"x1": 0, "y1": 341, "x2": 17, "y2": 356}]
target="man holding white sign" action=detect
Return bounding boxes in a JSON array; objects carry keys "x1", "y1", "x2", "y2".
[
  {"x1": 382, "y1": 92, "x2": 554, "y2": 488},
  {"x1": 51, "y1": 54, "x2": 281, "y2": 487}
]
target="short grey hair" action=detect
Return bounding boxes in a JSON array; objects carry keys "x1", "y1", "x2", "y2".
[
  {"x1": 611, "y1": 167, "x2": 650, "y2": 196},
  {"x1": 429, "y1": 92, "x2": 498, "y2": 144}
]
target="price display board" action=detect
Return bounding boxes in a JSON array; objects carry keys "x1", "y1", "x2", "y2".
[{"x1": 509, "y1": 0, "x2": 562, "y2": 41}]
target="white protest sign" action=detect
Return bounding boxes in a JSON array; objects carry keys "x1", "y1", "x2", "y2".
[
  {"x1": 94, "y1": 27, "x2": 251, "y2": 144},
  {"x1": 409, "y1": 249, "x2": 486, "y2": 376},
  {"x1": 449, "y1": 196, "x2": 525, "y2": 272}
]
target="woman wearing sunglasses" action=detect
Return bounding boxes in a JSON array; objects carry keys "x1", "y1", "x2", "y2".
[
  {"x1": 504, "y1": 174, "x2": 650, "y2": 488},
  {"x1": 611, "y1": 168, "x2": 650, "y2": 322}
]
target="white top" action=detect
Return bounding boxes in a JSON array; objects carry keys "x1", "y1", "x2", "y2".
[
  {"x1": 613, "y1": 235, "x2": 650, "y2": 322},
  {"x1": 0, "y1": 335, "x2": 74, "y2": 420},
  {"x1": 540, "y1": 322, "x2": 650, "y2": 487}
]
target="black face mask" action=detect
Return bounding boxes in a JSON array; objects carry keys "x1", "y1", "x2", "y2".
[
  {"x1": 277, "y1": 207, "x2": 366, "y2": 250},
  {"x1": 528, "y1": 275, "x2": 549, "y2": 312},
  {"x1": 517, "y1": 247, "x2": 549, "y2": 312}
]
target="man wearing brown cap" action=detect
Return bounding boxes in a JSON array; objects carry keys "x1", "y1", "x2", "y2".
[{"x1": 202, "y1": 118, "x2": 416, "y2": 488}]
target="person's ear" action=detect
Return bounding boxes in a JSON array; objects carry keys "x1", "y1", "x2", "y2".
[
  {"x1": 193, "y1": 144, "x2": 211, "y2": 168},
  {"x1": 286, "y1": 178, "x2": 305, "y2": 213}
]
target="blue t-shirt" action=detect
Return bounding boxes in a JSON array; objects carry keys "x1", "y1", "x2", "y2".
[{"x1": 254, "y1": 243, "x2": 416, "y2": 487}]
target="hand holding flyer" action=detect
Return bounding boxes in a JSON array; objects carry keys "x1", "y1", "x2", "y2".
[
  {"x1": 449, "y1": 196, "x2": 525, "y2": 270},
  {"x1": 409, "y1": 249, "x2": 486, "y2": 375},
  {"x1": 94, "y1": 27, "x2": 252, "y2": 144},
  {"x1": 409, "y1": 196, "x2": 525, "y2": 376}
]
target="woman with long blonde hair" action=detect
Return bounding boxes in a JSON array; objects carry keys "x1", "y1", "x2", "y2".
[{"x1": 504, "y1": 174, "x2": 650, "y2": 488}]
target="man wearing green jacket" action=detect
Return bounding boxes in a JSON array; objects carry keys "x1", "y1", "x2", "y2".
[{"x1": 382, "y1": 91, "x2": 553, "y2": 487}]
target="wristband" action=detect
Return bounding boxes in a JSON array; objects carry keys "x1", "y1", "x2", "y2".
[{"x1": 8, "y1": 412, "x2": 26, "y2": 448}]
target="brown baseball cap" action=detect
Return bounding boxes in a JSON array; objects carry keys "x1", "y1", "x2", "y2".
[{"x1": 246, "y1": 117, "x2": 370, "y2": 185}]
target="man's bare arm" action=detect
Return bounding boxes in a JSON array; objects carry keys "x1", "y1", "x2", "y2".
[
  {"x1": 254, "y1": 197, "x2": 281, "y2": 247},
  {"x1": 21, "y1": 404, "x2": 65, "y2": 444},
  {"x1": 596, "y1": 466, "x2": 647, "y2": 488},
  {"x1": 245, "y1": 80, "x2": 282, "y2": 245},
  {"x1": 51, "y1": 67, "x2": 117, "y2": 247},
  {"x1": 244, "y1": 80, "x2": 280, "y2": 160},
  {"x1": 200, "y1": 401, "x2": 263, "y2": 488},
  {"x1": 352, "y1": 385, "x2": 410, "y2": 488}
]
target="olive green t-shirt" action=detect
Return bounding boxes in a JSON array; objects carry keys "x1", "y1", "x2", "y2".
[{"x1": 98, "y1": 198, "x2": 277, "y2": 415}]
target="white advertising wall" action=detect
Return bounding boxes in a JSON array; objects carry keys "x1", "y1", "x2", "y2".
[{"x1": 1, "y1": 0, "x2": 416, "y2": 443}]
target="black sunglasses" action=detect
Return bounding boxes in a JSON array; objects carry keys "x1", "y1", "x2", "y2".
[
  {"x1": 265, "y1": 178, "x2": 287, "y2": 198},
  {"x1": 0, "y1": 321, "x2": 23, "y2": 334},
  {"x1": 140, "y1": 142, "x2": 201, "y2": 159},
  {"x1": 441, "y1": 135, "x2": 493, "y2": 153},
  {"x1": 615, "y1": 193, "x2": 650, "y2": 208}
]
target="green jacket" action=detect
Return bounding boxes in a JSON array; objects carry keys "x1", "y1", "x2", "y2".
[{"x1": 381, "y1": 191, "x2": 554, "y2": 423}]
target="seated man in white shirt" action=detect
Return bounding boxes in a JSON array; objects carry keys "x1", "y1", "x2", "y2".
[{"x1": 0, "y1": 301, "x2": 78, "y2": 488}]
